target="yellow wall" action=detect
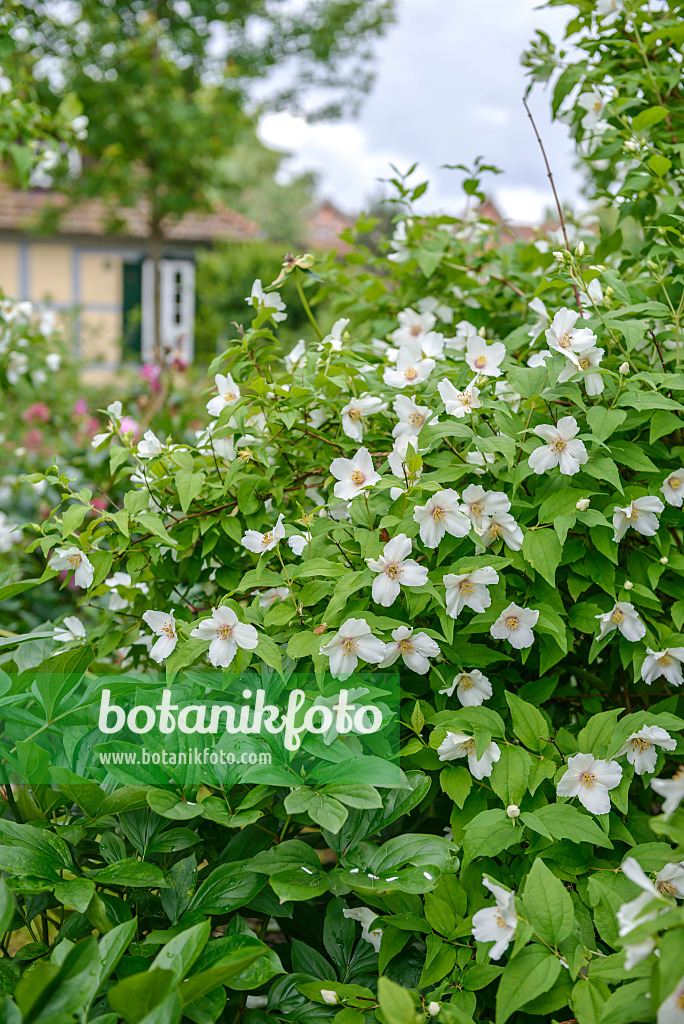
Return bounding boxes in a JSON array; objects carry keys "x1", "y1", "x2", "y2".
[
  {"x1": 29, "y1": 244, "x2": 72, "y2": 303},
  {"x1": 0, "y1": 242, "x2": 19, "y2": 296},
  {"x1": 79, "y1": 310, "x2": 123, "y2": 363},
  {"x1": 80, "y1": 251, "x2": 122, "y2": 306}
]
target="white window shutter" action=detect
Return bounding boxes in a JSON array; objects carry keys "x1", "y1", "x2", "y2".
[{"x1": 141, "y1": 258, "x2": 195, "y2": 364}]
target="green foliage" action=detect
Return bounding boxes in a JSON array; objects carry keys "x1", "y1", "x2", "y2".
[{"x1": 2, "y1": 2, "x2": 684, "y2": 1024}]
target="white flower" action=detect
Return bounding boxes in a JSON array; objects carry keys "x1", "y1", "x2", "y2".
[
  {"x1": 471, "y1": 878, "x2": 517, "y2": 960},
  {"x1": 53, "y1": 616, "x2": 86, "y2": 643},
  {"x1": 287, "y1": 534, "x2": 307, "y2": 556},
  {"x1": 656, "y1": 863, "x2": 684, "y2": 900},
  {"x1": 137, "y1": 430, "x2": 163, "y2": 459},
  {"x1": 617, "y1": 726, "x2": 676, "y2": 775},
  {"x1": 642, "y1": 648, "x2": 684, "y2": 686},
  {"x1": 437, "y1": 731, "x2": 501, "y2": 780},
  {"x1": 578, "y1": 89, "x2": 607, "y2": 130},
  {"x1": 507, "y1": 805, "x2": 520, "y2": 819},
  {"x1": 257, "y1": 587, "x2": 290, "y2": 608},
  {"x1": 48, "y1": 547, "x2": 94, "y2": 589},
  {"x1": 438, "y1": 379, "x2": 482, "y2": 418},
  {"x1": 528, "y1": 297, "x2": 550, "y2": 341},
  {"x1": 596, "y1": 602, "x2": 646, "y2": 642},
  {"x1": 558, "y1": 346, "x2": 605, "y2": 395},
  {"x1": 206, "y1": 374, "x2": 241, "y2": 417},
  {"x1": 413, "y1": 489, "x2": 471, "y2": 548},
  {"x1": 105, "y1": 571, "x2": 142, "y2": 611},
  {"x1": 0, "y1": 71, "x2": 11, "y2": 95},
  {"x1": 527, "y1": 350, "x2": 554, "y2": 368},
  {"x1": 379, "y1": 625, "x2": 439, "y2": 674},
  {"x1": 388, "y1": 434, "x2": 423, "y2": 490},
  {"x1": 428, "y1": 1002, "x2": 441, "y2": 1017},
  {"x1": 612, "y1": 496, "x2": 664, "y2": 542},
  {"x1": 460, "y1": 485, "x2": 510, "y2": 528},
  {"x1": 556, "y1": 752, "x2": 622, "y2": 814},
  {"x1": 241, "y1": 513, "x2": 285, "y2": 553},
  {"x1": 383, "y1": 345, "x2": 435, "y2": 388},
  {"x1": 528, "y1": 416, "x2": 588, "y2": 476},
  {"x1": 142, "y1": 610, "x2": 178, "y2": 663},
  {"x1": 190, "y1": 606, "x2": 258, "y2": 668},
  {"x1": 652, "y1": 767, "x2": 684, "y2": 819},
  {"x1": 440, "y1": 669, "x2": 492, "y2": 707},
  {"x1": 392, "y1": 394, "x2": 434, "y2": 438},
  {"x1": 445, "y1": 319, "x2": 478, "y2": 353},
  {"x1": 476, "y1": 511, "x2": 523, "y2": 551},
  {"x1": 596, "y1": 0, "x2": 624, "y2": 15},
  {"x1": 391, "y1": 308, "x2": 444, "y2": 358},
  {"x1": 284, "y1": 339, "x2": 306, "y2": 372},
  {"x1": 417, "y1": 296, "x2": 453, "y2": 324},
  {"x1": 617, "y1": 857, "x2": 663, "y2": 969},
  {"x1": 387, "y1": 220, "x2": 410, "y2": 264},
  {"x1": 367, "y1": 534, "x2": 428, "y2": 607},
  {"x1": 657, "y1": 974, "x2": 684, "y2": 1024},
  {"x1": 494, "y1": 379, "x2": 521, "y2": 412},
  {"x1": 7, "y1": 351, "x2": 28, "y2": 383},
  {"x1": 465, "y1": 337, "x2": 506, "y2": 377},
  {"x1": 319, "y1": 618, "x2": 387, "y2": 679},
  {"x1": 321, "y1": 990, "x2": 339, "y2": 1005},
  {"x1": 545, "y1": 308, "x2": 598, "y2": 367},
  {"x1": 320, "y1": 317, "x2": 350, "y2": 352},
  {"x1": 330, "y1": 447, "x2": 380, "y2": 501},
  {"x1": 0, "y1": 512, "x2": 18, "y2": 552},
  {"x1": 46, "y1": 352, "x2": 61, "y2": 371},
  {"x1": 662, "y1": 469, "x2": 684, "y2": 507},
  {"x1": 340, "y1": 394, "x2": 385, "y2": 441},
  {"x1": 247, "y1": 279, "x2": 286, "y2": 322},
  {"x1": 443, "y1": 567, "x2": 499, "y2": 619},
  {"x1": 342, "y1": 907, "x2": 383, "y2": 951},
  {"x1": 491, "y1": 603, "x2": 538, "y2": 649}
]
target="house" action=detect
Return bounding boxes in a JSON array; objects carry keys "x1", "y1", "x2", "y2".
[
  {"x1": 306, "y1": 201, "x2": 355, "y2": 253},
  {"x1": 0, "y1": 187, "x2": 260, "y2": 366}
]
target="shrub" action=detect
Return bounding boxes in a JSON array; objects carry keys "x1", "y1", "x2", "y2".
[{"x1": 2, "y1": 3, "x2": 684, "y2": 1024}]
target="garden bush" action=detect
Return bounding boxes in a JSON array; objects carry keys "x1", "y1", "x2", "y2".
[{"x1": 2, "y1": 2, "x2": 684, "y2": 1023}]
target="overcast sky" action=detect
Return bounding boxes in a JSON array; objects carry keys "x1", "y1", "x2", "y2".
[{"x1": 259, "y1": 0, "x2": 581, "y2": 223}]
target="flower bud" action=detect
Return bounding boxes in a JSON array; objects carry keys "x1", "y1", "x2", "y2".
[
  {"x1": 321, "y1": 990, "x2": 339, "y2": 1005},
  {"x1": 660, "y1": 556, "x2": 669, "y2": 565},
  {"x1": 576, "y1": 498, "x2": 590, "y2": 512},
  {"x1": 507, "y1": 804, "x2": 521, "y2": 818},
  {"x1": 552, "y1": 250, "x2": 566, "y2": 263},
  {"x1": 624, "y1": 580, "x2": 634, "y2": 590},
  {"x1": 576, "y1": 240, "x2": 585, "y2": 257},
  {"x1": 619, "y1": 361, "x2": 629, "y2": 375},
  {"x1": 428, "y1": 1003, "x2": 441, "y2": 1017},
  {"x1": 313, "y1": 623, "x2": 327, "y2": 635}
]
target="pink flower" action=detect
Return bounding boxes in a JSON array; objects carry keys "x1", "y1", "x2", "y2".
[
  {"x1": 140, "y1": 363, "x2": 162, "y2": 390},
  {"x1": 22, "y1": 402, "x2": 50, "y2": 424},
  {"x1": 23, "y1": 428, "x2": 44, "y2": 450},
  {"x1": 72, "y1": 398, "x2": 89, "y2": 417},
  {"x1": 118, "y1": 416, "x2": 141, "y2": 441}
]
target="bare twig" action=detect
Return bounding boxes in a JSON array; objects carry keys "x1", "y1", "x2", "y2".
[{"x1": 522, "y1": 95, "x2": 583, "y2": 315}]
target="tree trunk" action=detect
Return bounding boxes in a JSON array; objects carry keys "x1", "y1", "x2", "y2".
[{"x1": 148, "y1": 222, "x2": 163, "y2": 366}]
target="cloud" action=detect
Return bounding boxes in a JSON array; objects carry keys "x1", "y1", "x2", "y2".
[{"x1": 258, "y1": 0, "x2": 581, "y2": 221}]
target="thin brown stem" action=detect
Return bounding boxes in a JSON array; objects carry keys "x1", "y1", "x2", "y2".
[{"x1": 522, "y1": 95, "x2": 583, "y2": 314}]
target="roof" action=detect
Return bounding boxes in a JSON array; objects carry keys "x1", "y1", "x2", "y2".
[
  {"x1": 0, "y1": 186, "x2": 260, "y2": 243},
  {"x1": 307, "y1": 201, "x2": 355, "y2": 252}
]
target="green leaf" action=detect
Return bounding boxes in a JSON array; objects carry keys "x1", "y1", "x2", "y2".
[
  {"x1": 522, "y1": 529, "x2": 562, "y2": 586},
  {"x1": 504, "y1": 692, "x2": 549, "y2": 752},
  {"x1": 586, "y1": 407, "x2": 626, "y2": 443},
  {"x1": 377, "y1": 977, "x2": 415, "y2": 1024},
  {"x1": 495, "y1": 946, "x2": 561, "y2": 1024},
  {"x1": 175, "y1": 471, "x2": 205, "y2": 514},
  {"x1": 89, "y1": 859, "x2": 168, "y2": 888},
  {"x1": 632, "y1": 105, "x2": 670, "y2": 131},
  {"x1": 0, "y1": 879, "x2": 15, "y2": 936},
  {"x1": 522, "y1": 858, "x2": 575, "y2": 945},
  {"x1": 533, "y1": 804, "x2": 613, "y2": 848}
]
